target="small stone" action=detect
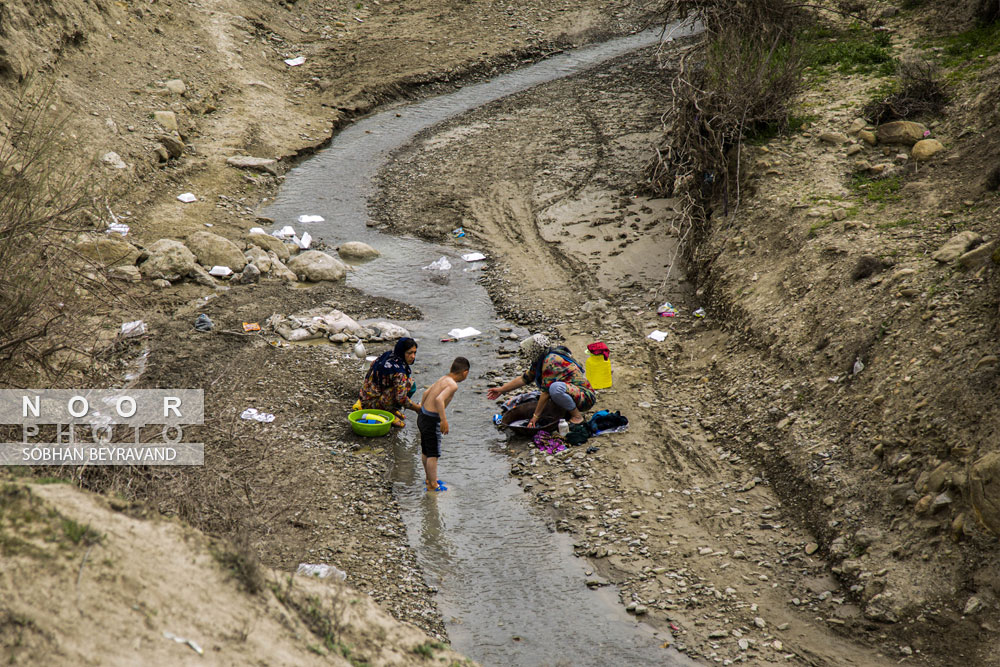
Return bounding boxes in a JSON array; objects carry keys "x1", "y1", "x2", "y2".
[
  {"x1": 164, "y1": 78, "x2": 186, "y2": 95},
  {"x1": 820, "y1": 132, "x2": 849, "y2": 145},
  {"x1": 846, "y1": 144, "x2": 862, "y2": 156},
  {"x1": 832, "y1": 208, "x2": 848, "y2": 221},
  {"x1": 153, "y1": 110, "x2": 178, "y2": 131},
  {"x1": 753, "y1": 617, "x2": 766, "y2": 629},
  {"x1": 964, "y1": 596, "x2": 984, "y2": 615},
  {"x1": 804, "y1": 542, "x2": 819, "y2": 555},
  {"x1": 158, "y1": 134, "x2": 186, "y2": 159},
  {"x1": 152, "y1": 278, "x2": 171, "y2": 289},
  {"x1": 858, "y1": 130, "x2": 877, "y2": 146},
  {"x1": 101, "y1": 151, "x2": 127, "y2": 169},
  {"x1": 226, "y1": 155, "x2": 278, "y2": 175},
  {"x1": 738, "y1": 638, "x2": 749, "y2": 650},
  {"x1": 932, "y1": 231, "x2": 982, "y2": 263}
]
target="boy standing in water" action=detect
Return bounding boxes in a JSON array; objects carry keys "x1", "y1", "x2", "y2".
[{"x1": 417, "y1": 357, "x2": 470, "y2": 492}]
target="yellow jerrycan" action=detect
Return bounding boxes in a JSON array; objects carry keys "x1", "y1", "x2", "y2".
[{"x1": 585, "y1": 353, "x2": 613, "y2": 389}]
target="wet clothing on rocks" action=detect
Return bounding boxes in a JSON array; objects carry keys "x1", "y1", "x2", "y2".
[{"x1": 360, "y1": 337, "x2": 420, "y2": 424}]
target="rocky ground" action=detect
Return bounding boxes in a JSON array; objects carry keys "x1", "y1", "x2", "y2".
[{"x1": 4, "y1": 0, "x2": 1000, "y2": 665}]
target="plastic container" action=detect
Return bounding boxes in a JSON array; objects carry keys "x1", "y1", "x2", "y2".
[
  {"x1": 348, "y1": 409, "x2": 396, "y2": 437},
  {"x1": 585, "y1": 353, "x2": 613, "y2": 389},
  {"x1": 558, "y1": 419, "x2": 569, "y2": 436}
]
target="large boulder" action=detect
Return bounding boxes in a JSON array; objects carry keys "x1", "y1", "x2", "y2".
[
  {"x1": 287, "y1": 250, "x2": 346, "y2": 282},
  {"x1": 248, "y1": 232, "x2": 291, "y2": 262},
  {"x1": 337, "y1": 241, "x2": 381, "y2": 261},
  {"x1": 186, "y1": 231, "x2": 246, "y2": 271},
  {"x1": 267, "y1": 252, "x2": 297, "y2": 282},
  {"x1": 244, "y1": 245, "x2": 272, "y2": 274},
  {"x1": 911, "y1": 139, "x2": 944, "y2": 161},
  {"x1": 970, "y1": 453, "x2": 1000, "y2": 534},
  {"x1": 139, "y1": 239, "x2": 199, "y2": 280},
  {"x1": 931, "y1": 231, "x2": 982, "y2": 263},
  {"x1": 75, "y1": 236, "x2": 143, "y2": 267},
  {"x1": 370, "y1": 322, "x2": 410, "y2": 340},
  {"x1": 876, "y1": 121, "x2": 928, "y2": 146}
]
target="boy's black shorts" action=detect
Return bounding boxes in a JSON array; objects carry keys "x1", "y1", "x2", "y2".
[{"x1": 417, "y1": 410, "x2": 442, "y2": 458}]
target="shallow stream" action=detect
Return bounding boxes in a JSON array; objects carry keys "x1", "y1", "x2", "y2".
[{"x1": 263, "y1": 24, "x2": 697, "y2": 666}]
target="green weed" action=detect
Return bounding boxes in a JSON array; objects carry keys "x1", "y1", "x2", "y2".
[
  {"x1": 414, "y1": 641, "x2": 447, "y2": 659},
  {"x1": 801, "y1": 24, "x2": 897, "y2": 76},
  {"x1": 850, "y1": 173, "x2": 903, "y2": 203},
  {"x1": 61, "y1": 518, "x2": 102, "y2": 546}
]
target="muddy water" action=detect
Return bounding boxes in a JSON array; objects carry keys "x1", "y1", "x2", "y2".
[{"x1": 263, "y1": 24, "x2": 698, "y2": 666}]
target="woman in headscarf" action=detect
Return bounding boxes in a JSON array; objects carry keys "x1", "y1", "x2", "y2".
[
  {"x1": 359, "y1": 337, "x2": 420, "y2": 427},
  {"x1": 486, "y1": 335, "x2": 596, "y2": 429}
]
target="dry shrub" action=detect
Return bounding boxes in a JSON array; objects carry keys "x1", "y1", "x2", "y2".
[
  {"x1": 647, "y1": 0, "x2": 805, "y2": 234},
  {"x1": 0, "y1": 82, "x2": 98, "y2": 384},
  {"x1": 863, "y1": 59, "x2": 948, "y2": 124}
]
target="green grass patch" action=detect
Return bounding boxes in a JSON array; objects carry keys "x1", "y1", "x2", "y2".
[
  {"x1": 61, "y1": 518, "x2": 102, "y2": 546},
  {"x1": 850, "y1": 173, "x2": 903, "y2": 204},
  {"x1": 801, "y1": 24, "x2": 897, "y2": 76},
  {"x1": 940, "y1": 22, "x2": 1000, "y2": 66},
  {"x1": 413, "y1": 641, "x2": 447, "y2": 659}
]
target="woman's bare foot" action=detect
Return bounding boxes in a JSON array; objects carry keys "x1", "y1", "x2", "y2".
[{"x1": 568, "y1": 409, "x2": 585, "y2": 424}]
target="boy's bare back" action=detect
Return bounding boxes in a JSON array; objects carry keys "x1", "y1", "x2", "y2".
[{"x1": 421, "y1": 375, "x2": 458, "y2": 414}]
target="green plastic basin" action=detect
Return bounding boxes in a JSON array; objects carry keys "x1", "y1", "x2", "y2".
[{"x1": 348, "y1": 409, "x2": 396, "y2": 437}]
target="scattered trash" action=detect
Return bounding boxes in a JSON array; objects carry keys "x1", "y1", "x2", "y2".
[
  {"x1": 194, "y1": 313, "x2": 214, "y2": 332},
  {"x1": 440, "y1": 337, "x2": 458, "y2": 343},
  {"x1": 284, "y1": 56, "x2": 306, "y2": 67},
  {"x1": 557, "y1": 419, "x2": 570, "y2": 436},
  {"x1": 353, "y1": 341, "x2": 366, "y2": 358},
  {"x1": 657, "y1": 302, "x2": 678, "y2": 317},
  {"x1": 176, "y1": 193, "x2": 197, "y2": 203},
  {"x1": 106, "y1": 222, "x2": 130, "y2": 237},
  {"x1": 163, "y1": 631, "x2": 203, "y2": 655},
  {"x1": 423, "y1": 256, "x2": 452, "y2": 271},
  {"x1": 297, "y1": 214, "x2": 324, "y2": 223},
  {"x1": 452, "y1": 227, "x2": 465, "y2": 238},
  {"x1": 273, "y1": 225, "x2": 297, "y2": 239},
  {"x1": 461, "y1": 251, "x2": 486, "y2": 262},
  {"x1": 249, "y1": 226, "x2": 267, "y2": 235},
  {"x1": 853, "y1": 357, "x2": 865, "y2": 376},
  {"x1": 208, "y1": 265, "x2": 233, "y2": 277},
  {"x1": 296, "y1": 231, "x2": 312, "y2": 250},
  {"x1": 586, "y1": 446, "x2": 599, "y2": 454},
  {"x1": 240, "y1": 408, "x2": 275, "y2": 423},
  {"x1": 492, "y1": 413, "x2": 503, "y2": 426},
  {"x1": 365, "y1": 355, "x2": 377, "y2": 362},
  {"x1": 693, "y1": 307, "x2": 706, "y2": 318},
  {"x1": 647, "y1": 330, "x2": 668, "y2": 342},
  {"x1": 296, "y1": 563, "x2": 347, "y2": 580},
  {"x1": 242, "y1": 322, "x2": 261, "y2": 332},
  {"x1": 120, "y1": 320, "x2": 147, "y2": 338},
  {"x1": 447, "y1": 327, "x2": 481, "y2": 339}
]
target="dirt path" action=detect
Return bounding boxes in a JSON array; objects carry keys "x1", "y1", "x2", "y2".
[{"x1": 375, "y1": 46, "x2": 903, "y2": 665}]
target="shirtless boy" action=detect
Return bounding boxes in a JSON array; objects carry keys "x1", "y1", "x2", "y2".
[{"x1": 417, "y1": 356, "x2": 470, "y2": 492}]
